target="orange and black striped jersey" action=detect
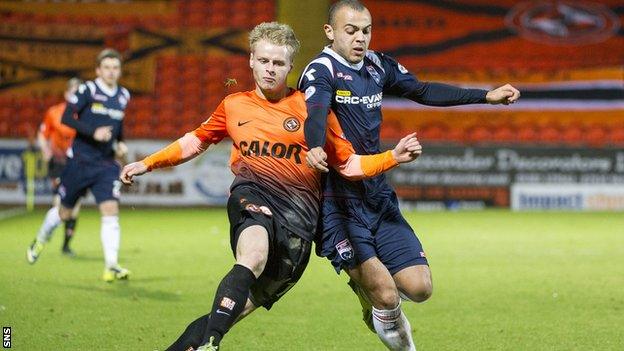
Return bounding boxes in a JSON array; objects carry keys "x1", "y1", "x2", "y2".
[
  {"x1": 39, "y1": 102, "x2": 76, "y2": 160},
  {"x1": 143, "y1": 89, "x2": 398, "y2": 240}
]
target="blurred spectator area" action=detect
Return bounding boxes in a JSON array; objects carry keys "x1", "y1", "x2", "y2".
[
  {"x1": 1, "y1": 0, "x2": 622, "y2": 147},
  {"x1": 0, "y1": 0, "x2": 272, "y2": 140}
]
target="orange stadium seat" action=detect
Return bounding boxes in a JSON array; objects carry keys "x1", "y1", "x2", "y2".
[
  {"x1": 491, "y1": 125, "x2": 515, "y2": 143},
  {"x1": 538, "y1": 124, "x2": 561, "y2": 144},
  {"x1": 608, "y1": 127, "x2": 624, "y2": 145},
  {"x1": 584, "y1": 125, "x2": 607, "y2": 147},
  {"x1": 516, "y1": 124, "x2": 538, "y2": 143},
  {"x1": 561, "y1": 124, "x2": 583, "y2": 145},
  {"x1": 465, "y1": 125, "x2": 493, "y2": 144}
]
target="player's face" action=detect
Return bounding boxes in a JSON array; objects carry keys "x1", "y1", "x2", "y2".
[
  {"x1": 96, "y1": 57, "x2": 122, "y2": 87},
  {"x1": 250, "y1": 40, "x2": 293, "y2": 98},
  {"x1": 325, "y1": 7, "x2": 372, "y2": 64}
]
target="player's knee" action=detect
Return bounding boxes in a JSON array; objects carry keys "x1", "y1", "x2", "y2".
[
  {"x1": 58, "y1": 206, "x2": 72, "y2": 221},
  {"x1": 368, "y1": 285, "x2": 400, "y2": 309},
  {"x1": 237, "y1": 251, "x2": 268, "y2": 277},
  {"x1": 403, "y1": 279, "x2": 433, "y2": 303}
]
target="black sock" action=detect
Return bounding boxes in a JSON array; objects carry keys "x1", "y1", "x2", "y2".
[
  {"x1": 202, "y1": 264, "x2": 257, "y2": 346},
  {"x1": 63, "y1": 218, "x2": 77, "y2": 250},
  {"x1": 166, "y1": 314, "x2": 210, "y2": 351}
]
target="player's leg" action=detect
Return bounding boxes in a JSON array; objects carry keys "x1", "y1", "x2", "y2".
[
  {"x1": 28, "y1": 161, "x2": 84, "y2": 264},
  {"x1": 36, "y1": 196, "x2": 63, "y2": 242},
  {"x1": 393, "y1": 265, "x2": 433, "y2": 303},
  {"x1": 92, "y1": 164, "x2": 128, "y2": 282},
  {"x1": 346, "y1": 258, "x2": 415, "y2": 350},
  {"x1": 376, "y1": 198, "x2": 432, "y2": 303},
  {"x1": 366, "y1": 197, "x2": 431, "y2": 350},
  {"x1": 200, "y1": 224, "x2": 268, "y2": 348},
  {"x1": 166, "y1": 299, "x2": 258, "y2": 351},
  {"x1": 62, "y1": 199, "x2": 82, "y2": 256},
  {"x1": 26, "y1": 195, "x2": 63, "y2": 264}
]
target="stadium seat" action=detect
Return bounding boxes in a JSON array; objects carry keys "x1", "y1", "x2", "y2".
[
  {"x1": 516, "y1": 124, "x2": 538, "y2": 143},
  {"x1": 465, "y1": 125, "x2": 492, "y2": 144},
  {"x1": 562, "y1": 124, "x2": 583, "y2": 145},
  {"x1": 538, "y1": 124, "x2": 561, "y2": 144},
  {"x1": 584, "y1": 125, "x2": 607, "y2": 147}
]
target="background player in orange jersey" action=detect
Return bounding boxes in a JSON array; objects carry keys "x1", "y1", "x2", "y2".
[
  {"x1": 120, "y1": 22, "x2": 423, "y2": 351},
  {"x1": 27, "y1": 78, "x2": 83, "y2": 263}
]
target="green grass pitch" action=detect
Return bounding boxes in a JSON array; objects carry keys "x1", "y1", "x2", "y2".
[{"x1": 1, "y1": 208, "x2": 623, "y2": 350}]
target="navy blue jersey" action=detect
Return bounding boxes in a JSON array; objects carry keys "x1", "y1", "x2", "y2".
[
  {"x1": 298, "y1": 47, "x2": 487, "y2": 199},
  {"x1": 62, "y1": 78, "x2": 130, "y2": 162}
]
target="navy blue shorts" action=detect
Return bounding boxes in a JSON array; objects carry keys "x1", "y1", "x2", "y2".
[
  {"x1": 319, "y1": 192, "x2": 428, "y2": 275},
  {"x1": 58, "y1": 158, "x2": 121, "y2": 208}
]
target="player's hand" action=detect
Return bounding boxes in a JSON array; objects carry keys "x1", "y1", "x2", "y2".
[
  {"x1": 391, "y1": 132, "x2": 422, "y2": 164},
  {"x1": 486, "y1": 84, "x2": 520, "y2": 105},
  {"x1": 306, "y1": 146, "x2": 329, "y2": 173},
  {"x1": 115, "y1": 141, "x2": 128, "y2": 159},
  {"x1": 120, "y1": 161, "x2": 148, "y2": 185},
  {"x1": 93, "y1": 126, "x2": 113, "y2": 142}
]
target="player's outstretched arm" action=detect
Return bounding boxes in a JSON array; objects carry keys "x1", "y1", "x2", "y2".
[
  {"x1": 120, "y1": 161, "x2": 148, "y2": 185},
  {"x1": 119, "y1": 133, "x2": 209, "y2": 185},
  {"x1": 486, "y1": 84, "x2": 521, "y2": 105},
  {"x1": 391, "y1": 132, "x2": 422, "y2": 163},
  {"x1": 329, "y1": 131, "x2": 422, "y2": 181}
]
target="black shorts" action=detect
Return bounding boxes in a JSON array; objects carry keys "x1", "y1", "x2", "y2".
[
  {"x1": 48, "y1": 158, "x2": 67, "y2": 191},
  {"x1": 227, "y1": 184, "x2": 312, "y2": 310}
]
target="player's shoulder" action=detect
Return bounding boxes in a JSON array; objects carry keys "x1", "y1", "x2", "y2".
[
  {"x1": 77, "y1": 80, "x2": 96, "y2": 95},
  {"x1": 303, "y1": 50, "x2": 336, "y2": 76},
  {"x1": 119, "y1": 86, "x2": 131, "y2": 100},
  {"x1": 223, "y1": 90, "x2": 254, "y2": 103}
]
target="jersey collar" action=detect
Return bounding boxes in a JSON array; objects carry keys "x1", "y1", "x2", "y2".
[
  {"x1": 95, "y1": 78, "x2": 118, "y2": 97},
  {"x1": 323, "y1": 46, "x2": 364, "y2": 71}
]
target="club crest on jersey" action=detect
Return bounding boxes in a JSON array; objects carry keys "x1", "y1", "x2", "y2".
[
  {"x1": 336, "y1": 72, "x2": 353, "y2": 81},
  {"x1": 283, "y1": 117, "x2": 300, "y2": 132},
  {"x1": 366, "y1": 65, "x2": 381, "y2": 84},
  {"x1": 336, "y1": 239, "x2": 354, "y2": 261}
]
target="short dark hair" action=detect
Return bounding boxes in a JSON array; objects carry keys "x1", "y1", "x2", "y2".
[
  {"x1": 328, "y1": 0, "x2": 367, "y2": 27},
  {"x1": 96, "y1": 48, "x2": 122, "y2": 67}
]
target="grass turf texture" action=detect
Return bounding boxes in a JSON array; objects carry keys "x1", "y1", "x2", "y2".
[{"x1": 1, "y1": 208, "x2": 623, "y2": 350}]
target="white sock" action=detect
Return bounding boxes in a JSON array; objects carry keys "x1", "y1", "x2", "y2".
[
  {"x1": 36, "y1": 207, "x2": 62, "y2": 243},
  {"x1": 101, "y1": 215, "x2": 120, "y2": 268},
  {"x1": 372, "y1": 302, "x2": 416, "y2": 351}
]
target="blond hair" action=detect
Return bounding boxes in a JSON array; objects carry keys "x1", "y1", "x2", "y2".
[{"x1": 249, "y1": 22, "x2": 300, "y2": 61}]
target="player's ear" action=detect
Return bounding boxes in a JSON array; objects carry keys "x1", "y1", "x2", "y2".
[
  {"x1": 324, "y1": 24, "x2": 334, "y2": 41},
  {"x1": 249, "y1": 53, "x2": 254, "y2": 69}
]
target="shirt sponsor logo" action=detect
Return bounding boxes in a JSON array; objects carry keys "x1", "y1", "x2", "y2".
[
  {"x1": 91, "y1": 103, "x2": 125, "y2": 120},
  {"x1": 336, "y1": 90, "x2": 351, "y2": 97},
  {"x1": 239, "y1": 140, "x2": 303, "y2": 164},
  {"x1": 335, "y1": 92, "x2": 383, "y2": 109}
]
